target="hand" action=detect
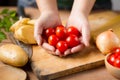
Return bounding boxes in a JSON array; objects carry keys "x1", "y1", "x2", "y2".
[
  {"x1": 34, "y1": 12, "x2": 63, "y2": 54},
  {"x1": 66, "y1": 13, "x2": 90, "y2": 53},
  {"x1": 34, "y1": 12, "x2": 90, "y2": 57},
  {"x1": 34, "y1": 12, "x2": 62, "y2": 45}
]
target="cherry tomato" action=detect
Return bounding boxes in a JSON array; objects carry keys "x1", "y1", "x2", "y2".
[
  {"x1": 112, "y1": 47, "x2": 120, "y2": 56},
  {"x1": 114, "y1": 57, "x2": 120, "y2": 68},
  {"x1": 48, "y1": 35, "x2": 59, "y2": 47},
  {"x1": 66, "y1": 34, "x2": 80, "y2": 48},
  {"x1": 56, "y1": 25, "x2": 67, "y2": 40},
  {"x1": 67, "y1": 26, "x2": 81, "y2": 37},
  {"x1": 110, "y1": 47, "x2": 120, "y2": 63},
  {"x1": 44, "y1": 28, "x2": 55, "y2": 37},
  {"x1": 107, "y1": 47, "x2": 120, "y2": 68},
  {"x1": 107, "y1": 54, "x2": 117, "y2": 65},
  {"x1": 56, "y1": 41, "x2": 68, "y2": 54}
]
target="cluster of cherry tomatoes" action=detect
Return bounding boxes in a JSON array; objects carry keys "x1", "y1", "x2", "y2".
[
  {"x1": 42, "y1": 25, "x2": 81, "y2": 55},
  {"x1": 107, "y1": 47, "x2": 120, "y2": 68}
]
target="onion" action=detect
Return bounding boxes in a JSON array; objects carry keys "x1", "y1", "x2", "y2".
[{"x1": 96, "y1": 29, "x2": 120, "y2": 55}]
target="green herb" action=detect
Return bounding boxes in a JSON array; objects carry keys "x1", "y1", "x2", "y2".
[
  {"x1": 0, "y1": 8, "x2": 18, "y2": 42},
  {"x1": 0, "y1": 32, "x2": 6, "y2": 42}
]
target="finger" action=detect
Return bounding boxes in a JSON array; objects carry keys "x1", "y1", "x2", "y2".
[
  {"x1": 34, "y1": 20, "x2": 43, "y2": 35},
  {"x1": 42, "y1": 43, "x2": 55, "y2": 52},
  {"x1": 36, "y1": 35, "x2": 43, "y2": 45},
  {"x1": 82, "y1": 25, "x2": 90, "y2": 47},
  {"x1": 55, "y1": 49, "x2": 61, "y2": 56},
  {"x1": 34, "y1": 32, "x2": 43, "y2": 45},
  {"x1": 34, "y1": 21, "x2": 43, "y2": 45},
  {"x1": 64, "y1": 49, "x2": 71, "y2": 56},
  {"x1": 71, "y1": 44, "x2": 85, "y2": 53},
  {"x1": 55, "y1": 49, "x2": 64, "y2": 57}
]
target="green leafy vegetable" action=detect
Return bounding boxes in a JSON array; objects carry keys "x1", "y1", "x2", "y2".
[
  {"x1": 0, "y1": 8, "x2": 18, "y2": 42},
  {"x1": 0, "y1": 32, "x2": 6, "y2": 42}
]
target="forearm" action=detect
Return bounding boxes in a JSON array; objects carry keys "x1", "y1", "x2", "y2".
[
  {"x1": 36, "y1": 0, "x2": 58, "y2": 14},
  {"x1": 71, "y1": 0, "x2": 96, "y2": 16}
]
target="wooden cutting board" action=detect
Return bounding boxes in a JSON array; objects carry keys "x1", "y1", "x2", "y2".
[
  {"x1": 31, "y1": 45, "x2": 104, "y2": 80},
  {"x1": 0, "y1": 61, "x2": 27, "y2": 80},
  {"x1": 30, "y1": 11, "x2": 120, "y2": 80}
]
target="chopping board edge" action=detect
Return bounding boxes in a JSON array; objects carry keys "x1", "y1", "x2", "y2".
[{"x1": 31, "y1": 59, "x2": 104, "y2": 80}]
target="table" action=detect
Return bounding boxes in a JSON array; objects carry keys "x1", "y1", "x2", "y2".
[{"x1": 0, "y1": 7, "x2": 119, "y2": 80}]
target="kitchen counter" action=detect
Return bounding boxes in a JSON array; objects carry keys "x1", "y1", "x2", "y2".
[{"x1": 0, "y1": 7, "x2": 119, "y2": 80}]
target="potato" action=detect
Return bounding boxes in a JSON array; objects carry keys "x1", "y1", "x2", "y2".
[
  {"x1": 10, "y1": 18, "x2": 30, "y2": 32},
  {"x1": 0, "y1": 44, "x2": 28, "y2": 67},
  {"x1": 10, "y1": 18, "x2": 65, "y2": 44},
  {"x1": 10, "y1": 18, "x2": 37, "y2": 44},
  {"x1": 14, "y1": 25, "x2": 37, "y2": 44},
  {"x1": 27, "y1": 19, "x2": 36, "y2": 25}
]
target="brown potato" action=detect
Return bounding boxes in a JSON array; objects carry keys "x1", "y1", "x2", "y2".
[
  {"x1": 27, "y1": 19, "x2": 36, "y2": 25},
  {"x1": 10, "y1": 18, "x2": 30, "y2": 32},
  {"x1": 0, "y1": 44, "x2": 28, "y2": 67},
  {"x1": 10, "y1": 18, "x2": 37, "y2": 44},
  {"x1": 14, "y1": 24, "x2": 37, "y2": 44}
]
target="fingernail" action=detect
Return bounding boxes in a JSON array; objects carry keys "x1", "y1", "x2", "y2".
[
  {"x1": 55, "y1": 49, "x2": 61, "y2": 55},
  {"x1": 85, "y1": 42, "x2": 90, "y2": 47},
  {"x1": 42, "y1": 43, "x2": 55, "y2": 51},
  {"x1": 64, "y1": 49, "x2": 71, "y2": 56},
  {"x1": 37, "y1": 41, "x2": 40, "y2": 46}
]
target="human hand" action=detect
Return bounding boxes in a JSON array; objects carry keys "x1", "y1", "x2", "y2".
[
  {"x1": 34, "y1": 12, "x2": 90, "y2": 57},
  {"x1": 66, "y1": 13, "x2": 90, "y2": 54},
  {"x1": 34, "y1": 12, "x2": 62, "y2": 45},
  {"x1": 34, "y1": 12, "x2": 62, "y2": 53}
]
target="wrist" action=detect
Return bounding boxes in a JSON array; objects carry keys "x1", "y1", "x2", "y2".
[
  {"x1": 36, "y1": 0, "x2": 59, "y2": 16},
  {"x1": 40, "y1": 10, "x2": 59, "y2": 17},
  {"x1": 70, "y1": 0, "x2": 95, "y2": 17},
  {"x1": 70, "y1": 10, "x2": 88, "y2": 19},
  {"x1": 40, "y1": 6, "x2": 59, "y2": 15},
  {"x1": 69, "y1": 11, "x2": 88, "y2": 21}
]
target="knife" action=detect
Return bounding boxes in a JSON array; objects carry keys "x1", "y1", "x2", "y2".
[{"x1": 8, "y1": 32, "x2": 33, "y2": 59}]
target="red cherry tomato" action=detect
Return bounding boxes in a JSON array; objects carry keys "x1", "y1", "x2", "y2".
[
  {"x1": 56, "y1": 25, "x2": 67, "y2": 40},
  {"x1": 67, "y1": 26, "x2": 81, "y2": 37},
  {"x1": 107, "y1": 54, "x2": 117, "y2": 65},
  {"x1": 44, "y1": 28, "x2": 55, "y2": 37},
  {"x1": 108, "y1": 47, "x2": 120, "y2": 68},
  {"x1": 56, "y1": 41, "x2": 68, "y2": 54},
  {"x1": 112, "y1": 47, "x2": 120, "y2": 56},
  {"x1": 48, "y1": 35, "x2": 59, "y2": 47},
  {"x1": 114, "y1": 57, "x2": 120, "y2": 68},
  {"x1": 66, "y1": 34, "x2": 80, "y2": 48}
]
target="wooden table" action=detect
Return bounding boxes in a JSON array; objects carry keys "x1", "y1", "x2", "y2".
[{"x1": 0, "y1": 7, "x2": 119, "y2": 80}]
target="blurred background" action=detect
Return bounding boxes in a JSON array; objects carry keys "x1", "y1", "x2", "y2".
[
  {"x1": 0, "y1": 0, "x2": 17, "y2": 6},
  {"x1": 0, "y1": 0, "x2": 120, "y2": 17}
]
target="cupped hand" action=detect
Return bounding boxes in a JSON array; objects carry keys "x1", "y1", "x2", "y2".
[
  {"x1": 65, "y1": 13, "x2": 90, "y2": 54},
  {"x1": 34, "y1": 12, "x2": 63, "y2": 54},
  {"x1": 34, "y1": 12, "x2": 61, "y2": 45},
  {"x1": 34, "y1": 12, "x2": 90, "y2": 57}
]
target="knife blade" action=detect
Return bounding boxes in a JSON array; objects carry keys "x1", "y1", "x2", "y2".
[{"x1": 8, "y1": 32, "x2": 33, "y2": 59}]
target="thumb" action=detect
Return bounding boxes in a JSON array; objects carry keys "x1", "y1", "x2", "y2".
[
  {"x1": 36, "y1": 35, "x2": 43, "y2": 45},
  {"x1": 82, "y1": 26, "x2": 90, "y2": 47},
  {"x1": 34, "y1": 21, "x2": 43, "y2": 45}
]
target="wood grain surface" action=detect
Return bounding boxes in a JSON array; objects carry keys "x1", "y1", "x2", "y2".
[
  {"x1": 1, "y1": 7, "x2": 120, "y2": 80},
  {"x1": 30, "y1": 11, "x2": 119, "y2": 80},
  {"x1": 0, "y1": 61, "x2": 27, "y2": 80},
  {"x1": 31, "y1": 45, "x2": 104, "y2": 80}
]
